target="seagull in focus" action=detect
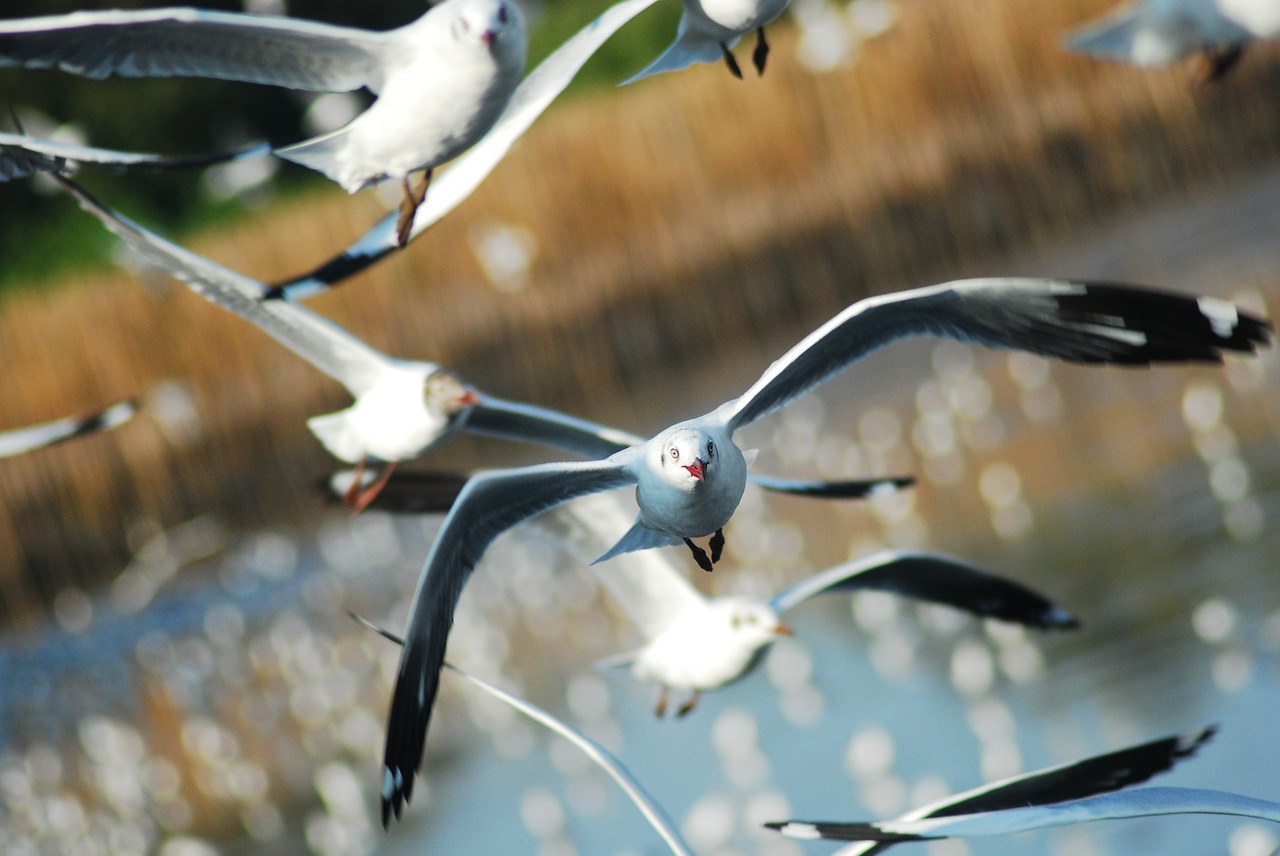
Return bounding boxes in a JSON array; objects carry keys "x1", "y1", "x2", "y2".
[
  {"x1": 560, "y1": 495, "x2": 1075, "y2": 718},
  {"x1": 0, "y1": 399, "x2": 136, "y2": 458},
  {"x1": 0, "y1": 131, "x2": 269, "y2": 182},
  {"x1": 59, "y1": 177, "x2": 898, "y2": 510},
  {"x1": 624, "y1": 0, "x2": 790, "y2": 82},
  {"x1": 0, "y1": 0, "x2": 527, "y2": 245},
  {"x1": 378, "y1": 276, "x2": 1270, "y2": 824},
  {"x1": 765, "y1": 726, "x2": 1280, "y2": 852},
  {"x1": 1064, "y1": 0, "x2": 1280, "y2": 81}
]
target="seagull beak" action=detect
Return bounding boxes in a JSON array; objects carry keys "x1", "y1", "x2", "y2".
[
  {"x1": 683, "y1": 458, "x2": 706, "y2": 480},
  {"x1": 480, "y1": 29, "x2": 495, "y2": 44},
  {"x1": 774, "y1": 623, "x2": 793, "y2": 636},
  {"x1": 457, "y1": 389, "x2": 480, "y2": 407}
]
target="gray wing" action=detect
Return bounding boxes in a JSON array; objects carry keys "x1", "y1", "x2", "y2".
[
  {"x1": 267, "y1": 0, "x2": 666, "y2": 299},
  {"x1": 0, "y1": 7, "x2": 399, "y2": 92},
  {"x1": 0, "y1": 132, "x2": 270, "y2": 181},
  {"x1": 766, "y1": 726, "x2": 1215, "y2": 853},
  {"x1": 0, "y1": 399, "x2": 136, "y2": 458},
  {"x1": 56, "y1": 176, "x2": 393, "y2": 396},
  {"x1": 768, "y1": 549, "x2": 1077, "y2": 630},
  {"x1": 720, "y1": 278, "x2": 1272, "y2": 431},
  {"x1": 380, "y1": 455, "x2": 638, "y2": 826},
  {"x1": 465, "y1": 395, "x2": 645, "y2": 459}
]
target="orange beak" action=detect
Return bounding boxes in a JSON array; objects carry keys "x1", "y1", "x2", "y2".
[
  {"x1": 458, "y1": 389, "x2": 480, "y2": 407},
  {"x1": 774, "y1": 623, "x2": 793, "y2": 636}
]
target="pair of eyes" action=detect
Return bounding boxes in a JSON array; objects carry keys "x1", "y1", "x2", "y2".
[
  {"x1": 668, "y1": 441, "x2": 714, "y2": 461},
  {"x1": 730, "y1": 613, "x2": 760, "y2": 629},
  {"x1": 456, "y1": 4, "x2": 509, "y2": 33}
]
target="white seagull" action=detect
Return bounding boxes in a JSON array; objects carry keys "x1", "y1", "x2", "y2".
[
  {"x1": 378, "y1": 277, "x2": 1270, "y2": 823},
  {"x1": 1064, "y1": 0, "x2": 1280, "y2": 80},
  {"x1": 0, "y1": 0, "x2": 527, "y2": 245},
  {"x1": 59, "y1": 177, "x2": 895, "y2": 510},
  {"x1": 765, "y1": 726, "x2": 1280, "y2": 851},
  {"x1": 624, "y1": 0, "x2": 790, "y2": 83},
  {"x1": 558, "y1": 495, "x2": 1075, "y2": 718},
  {"x1": 270, "y1": 0, "x2": 667, "y2": 299},
  {"x1": 0, "y1": 131, "x2": 269, "y2": 182},
  {"x1": 0, "y1": 399, "x2": 136, "y2": 458}
]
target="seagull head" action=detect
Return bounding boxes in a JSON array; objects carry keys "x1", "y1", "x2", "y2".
[
  {"x1": 657, "y1": 427, "x2": 718, "y2": 489},
  {"x1": 449, "y1": 0, "x2": 526, "y2": 54},
  {"x1": 712, "y1": 598, "x2": 792, "y2": 654},
  {"x1": 424, "y1": 369, "x2": 479, "y2": 419}
]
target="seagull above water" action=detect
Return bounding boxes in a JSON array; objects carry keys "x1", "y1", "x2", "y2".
[
  {"x1": 0, "y1": 0, "x2": 527, "y2": 245},
  {"x1": 379, "y1": 277, "x2": 1270, "y2": 824},
  {"x1": 1064, "y1": 0, "x2": 1280, "y2": 81},
  {"x1": 0, "y1": 399, "x2": 136, "y2": 458},
  {"x1": 59, "y1": 177, "x2": 895, "y2": 510},
  {"x1": 559, "y1": 495, "x2": 1075, "y2": 718}
]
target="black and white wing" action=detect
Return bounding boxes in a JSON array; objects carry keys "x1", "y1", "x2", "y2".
[
  {"x1": 0, "y1": 132, "x2": 269, "y2": 181},
  {"x1": 767, "y1": 725, "x2": 1215, "y2": 854},
  {"x1": 381, "y1": 455, "x2": 639, "y2": 825},
  {"x1": 0, "y1": 399, "x2": 136, "y2": 458},
  {"x1": 768, "y1": 549, "x2": 1077, "y2": 630},
  {"x1": 718, "y1": 278, "x2": 1272, "y2": 431},
  {"x1": 268, "y1": 0, "x2": 665, "y2": 299},
  {"x1": 0, "y1": 7, "x2": 401, "y2": 92},
  {"x1": 57, "y1": 176, "x2": 395, "y2": 397}
]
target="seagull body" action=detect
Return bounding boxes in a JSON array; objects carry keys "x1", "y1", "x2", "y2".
[
  {"x1": 1064, "y1": 0, "x2": 1280, "y2": 77},
  {"x1": 377, "y1": 277, "x2": 1270, "y2": 823},
  {"x1": 0, "y1": 400, "x2": 136, "y2": 458},
  {"x1": 625, "y1": 0, "x2": 790, "y2": 81}
]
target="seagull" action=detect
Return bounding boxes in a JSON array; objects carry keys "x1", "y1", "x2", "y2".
[
  {"x1": 0, "y1": 0, "x2": 527, "y2": 245},
  {"x1": 558, "y1": 495, "x2": 1075, "y2": 718},
  {"x1": 267, "y1": 0, "x2": 666, "y2": 300},
  {"x1": 352, "y1": 614, "x2": 697, "y2": 856},
  {"x1": 0, "y1": 399, "x2": 136, "y2": 458},
  {"x1": 378, "y1": 277, "x2": 1271, "y2": 824},
  {"x1": 0, "y1": 131, "x2": 269, "y2": 182},
  {"x1": 1063, "y1": 0, "x2": 1280, "y2": 81},
  {"x1": 624, "y1": 0, "x2": 790, "y2": 83},
  {"x1": 765, "y1": 726, "x2": 1280, "y2": 851},
  {"x1": 58, "y1": 176, "x2": 900, "y2": 510}
]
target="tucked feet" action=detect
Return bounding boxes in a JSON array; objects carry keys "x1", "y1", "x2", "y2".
[
  {"x1": 720, "y1": 42, "x2": 743, "y2": 78},
  {"x1": 676, "y1": 691, "x2": 702, "y2": 718},
  {"x1": 395, "y1": 169, "x2": 433, "y2": 247},
  {"x1": 752, "y1": 27, "x2": 769, "y2": 75},
  {"x1": 684, "y1": 537, "x2": 714, "y2": 572},
  {"x1": 1197, "y1": 45, "x2": 1243, "y2": 83}
]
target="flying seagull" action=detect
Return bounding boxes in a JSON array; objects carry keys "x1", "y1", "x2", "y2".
[
  {"x1": 378, "y1": 277, "x2": 1270, "y2": 823},
  {"x1": 0, "y1": 0, "x2": 527, "y2": 245},
  {"x1": 624, "y1": 0, "x2": 790, "y2": 82},
  {"x1": 0, "y1": 399, "x2": 136, "y2": 458}
]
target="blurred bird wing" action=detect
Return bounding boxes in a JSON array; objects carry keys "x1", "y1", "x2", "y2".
[{"x1": 0, "y1": 400, "x2": 136, "y2": 458}]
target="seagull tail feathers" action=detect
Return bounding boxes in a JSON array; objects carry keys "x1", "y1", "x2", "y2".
[
  {"x1": 276, "y1": 128, "x2": 369, "y2": 193},
  {"x1": 621, "y1": 32, "x2": 727, "y2": 84},
  {"x1": 306, "y1": 409, "x2": 364, "y2": 463},
  {"x1": 592, "y1": 520, "x2": 680, "y2": 564},
  {"x1": 1063, "y1": 7, "x2": 1151, "y2": 63}
]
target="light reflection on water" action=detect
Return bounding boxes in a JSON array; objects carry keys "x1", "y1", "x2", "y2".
[{"x1": 0, "y1": 330, "x2": 1277, "y2": 856}]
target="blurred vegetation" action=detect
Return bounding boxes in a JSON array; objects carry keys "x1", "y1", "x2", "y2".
[{"x1": 0, "y1": 0, "x2": 679, "y2": 294}]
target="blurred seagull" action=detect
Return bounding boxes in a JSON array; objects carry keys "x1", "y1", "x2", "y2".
[
  {"x1": 0, "y1": 399, "x2": 136, "y2": 458},
  {"x1": 0, "y1": 131, "x2": 269, "y2": 182},
  {"x1": 765, "y1": 726, "x2": 1280, "y2": 852},
  {"x1": 269, "y1": 0, "x2": 668, "y2": 298},
  {"x1": 1064, "y1": 0, "x2": 1280, "y2": 81},
  {"x1": 0, "y1": 0, "x2": 527, "y2": 245},
  {"x1": 378, "y1": 277, "x2": 1270, "y2": 823},
  {"x1": 560, "y1": 495, "x2": 1075, "y2": 718},
  {"x1": 59, "y1": 177, "x2": 899, "y2": 511},
  {"x1": 624, "y1": 0, "x2": 789, "y2": 82}
]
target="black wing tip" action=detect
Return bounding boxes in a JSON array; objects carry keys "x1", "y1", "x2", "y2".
[
  {"x1": 265, "y1": 249, "x2": 379, "y2": 299},
  {"x1": 763, "y1": 820, "x2": 926, "y2": 842}
]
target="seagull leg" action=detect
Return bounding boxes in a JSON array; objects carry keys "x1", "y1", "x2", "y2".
[
  {"x1": 1196, "y1": 45, "x2": 1243, "y2": 84},
  {"x1": 395, "y1": 169, "x2": 433, "y2": 248},
  {"x1": 752, "y1": 27, "x2": 769, "y2": 76},
  {"x1": 720, "y1": 43, "x2": 744, "y2": 79},
  {"x1": 350, "y1": 461, "x2": 398, "y2": 515},
  {"x1": 343, "y1": 457, "x2": 368, "y2": 507},
  {"x1": 654, "y1": 687, "x2": 669, "y2": 718},
  {"x1": 684, "y1": 538, "x2": 715, "y2": 572},
  {"x1": 709, "y1": 528, "x2": 725, "y2": 564},
  {"x1": 676, "y1": 691, "x2": 702, "y2": 718}
]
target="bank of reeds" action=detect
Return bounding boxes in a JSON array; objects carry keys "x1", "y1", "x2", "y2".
[{"x1": 1, "y1": 0, "x2": 1278, "y2": 623}]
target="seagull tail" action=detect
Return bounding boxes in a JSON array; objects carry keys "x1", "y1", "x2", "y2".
[
  {"x1": 1062, "y1": 6, "x2": 1156, "y2": 64},
  {"x1": 306, "y1": 409, "x2": 365, "y2": 464},
  {"x1": 621, "y1": 31, "x2": 729, "y2": 85},
  {"x1": 276, "y1": 128, "x2": 369, "y2": 193},
  {"x1": 592, "y1": 520, "x2": 680, "y2": 564}
]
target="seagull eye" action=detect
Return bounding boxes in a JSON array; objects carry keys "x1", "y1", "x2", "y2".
[
  {"x1": 669, "y1": 447, "x2": 679, "y2": 461},
  {"x1": 707, "y1": 441, "x2": 715, "y2": 457},
  {"x1": 498, "y1": 5, "x2": 509, "y2": 23}
]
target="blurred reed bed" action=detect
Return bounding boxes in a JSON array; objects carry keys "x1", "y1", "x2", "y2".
[{"x1": 1, "y1": 0, "x2": 1279, "y2": 621}]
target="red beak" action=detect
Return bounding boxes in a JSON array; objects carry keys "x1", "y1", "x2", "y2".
[
  {"x1": 774, "y1": 623, "x2": 793, "y2": 636},
  {"x1": 458, "y1": 389, "x2": 480, "y2": 406},
  {"x1": 481, "y1": 29, "x2": 495, "y2": 44},
  {"x1": 683, "y1": 458, "x2": 706, "y2": 480}
]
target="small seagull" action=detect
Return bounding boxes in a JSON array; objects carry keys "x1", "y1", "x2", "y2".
[
  {"x1": 0, "y1": 131, "x2": 269, "y2": 182},
  {"x1": 268, "y1": 0, "x2": 667, "y2": 300},
  {"x1": 624, "y1": 0, "x2": 791, "y2": 83},
  {"x1": 766, "y1": 726, "x2": 1280, "y2": 851},
  {"x1": 0, "y1": 0, "x2": 527, "y2": 246},
  {"x1": 58, "y1": 177, "x2": 900, "y2": 510},
  {"x1": 353, "y1": 614, "x2": 697, "y2": 856},
  {"x1": 1063, "y1": 0, "x2": 1280, "y2": 82},
  {"x1": 560, "y1": 495, "x2": 1075, "y2": 718},
  {"x1": 0, "y1": 399, "x2": 136, "y2": 458},
  {"x1": 378, "y1": 277, "x2": 1270, "y2": 824}
]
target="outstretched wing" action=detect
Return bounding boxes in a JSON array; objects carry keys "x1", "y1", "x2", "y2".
[
  {"x1": 56, "y1": 176, "x2": 395, "y2": 397},
  {"x1": 0, "y1": 399, "x2": 136, "y2": 458},
  {"x1": 0, "y1": 7, "x2": 399, "y2": 91},
  {"x1": 0, "y1": 132, "x2": 269, "y2": 181},
  {"x1": 719, "y1": 278, "x2": 1271, "y2": 432},
  {"x1": 268, "y1": 0, "x2": 665, "y2": 299},
  {"x1": 381, "y1": 456, "x2": 638, "y2": 825},
  {"x1": 768, "y1": 549, "x2": 1077, "y2": 629}
]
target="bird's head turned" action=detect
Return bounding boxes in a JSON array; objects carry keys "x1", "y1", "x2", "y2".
[
  {"x1": 424, "y1": 369, "x2": 479, "y2": 419},
  {"x1": 448, "y1": 0, "x2": 526, "y2": 57},
  {"x1": 713, "y1": 598, "x2": 791, "y2": 651}
]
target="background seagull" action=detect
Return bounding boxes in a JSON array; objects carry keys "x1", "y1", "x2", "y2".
[
  {"x1": 624, "y1": 0, "x2": 790, "y2": 83},
  {"x1": 0, "y1": 131, "x2": 269, "y2": 182},
  {"x1": 0, "y1": 399, "x2": 136, "y2": 458},
  {"x1": 378, "y1": 276, "x2": 1270, "y2": 824},
  {"x1": 0, "y1": 0, "x2": 527, "y2": 245},
  {"x1": 1064, "y1": 0, "x2": 1280, "y2": 81},
  {"x1": 59, "y1": 177, "x2": 899, "y2": 509},
  {"x1": 558, "y1": 495, "x2": 1075, "y2": 717},
  {"x1": 765, "y1": 727, "x2": 1280, "y2": 851},
  {"x1": 269, "y1": 0, "x2": 667, "y2": 300}
]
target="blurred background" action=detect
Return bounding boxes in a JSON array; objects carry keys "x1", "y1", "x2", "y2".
[{"x1": 0, "y1": 0, "x2": 1278, "y2": 853}]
